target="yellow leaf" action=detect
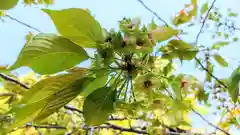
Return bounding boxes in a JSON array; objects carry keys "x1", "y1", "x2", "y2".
[{"x1": 152, "y1": 26, "x2": 179, "y2": 42}]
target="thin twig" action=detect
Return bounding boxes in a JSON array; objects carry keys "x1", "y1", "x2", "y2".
[
  {"x1": 0, "y1": 92, "x2": 16, "y2": 97},
  {"x1": 5, "y1": 14, "x2": 42, "y2": 33},
  {"x1": 195, "y1": 0, "x2": 217, "y2": 44},
  {"x1": 117, "y1": 78, "x2": 128, "y2": 99},
  {"x1": 64, "y1": 105, "x2": 83, "y2": 114},
  {"x1": 136, "y1": 0, "x2": 168, "y2": 26},
  {"x1": 130, "y1": 77, "x2": 136, "y2": 102},
  {"x1": 124, "y1": 79, "x2": 130, "y2": 101},
  {"x1": 9, "y1": 124, "x2": 66, "y2": 134},
  {"x1": 191, "y1": 108, "x2": 230, "y2": 135},
  {"x1": 0, "y1": 73, "x2": 30, "y2": 89},
  {"x1": 64, "y1": 105, "x2": 135, "y2": 121},
  {"x1": 84, "y1": 123, "x2": 148, "y2": 135},
  {"x1": 36, "y1": 128, "x2": 43, "y2": 135},
  {"x1": 194, "y1": 58, "x2": 228, "y2": 88},
  {"x1": 26, "y1": 124, "x2": 67, "y2": 130}
]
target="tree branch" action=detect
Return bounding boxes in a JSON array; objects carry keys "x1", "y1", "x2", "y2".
[
  {"x1": 0, "y1": 73, "x2": 30, "y2": 89},
  {"x1": 26, "y1": 124, "x2": 67, "y2": 130},
  {"x1": 64, "y1": 105, "x2": 83, "y2": 114},
  {"x1": 195, "y1": 0, "x2": 217, "y2": 44},
  {"x1": 9, "y1": 124, "x2": 66, "y2": 134},
  {"x1": 84, "y1": 123, "x2": 148, "y2": 135},
  {"x1": 64, "y1": 105, "x2": 136, "y2": 121},
  {"x1": 136, "y1": 0, "x2": 168, "y2": 26},
  {"x1": 0, "y1": 92, "x2": 16, "y2": 97},
  {"x1": 5, "y1": 14, "x2": 42, "y2": 33},
  {"x1": 194, "y1": 58, "x2": 228, "y2": 88},
  {"x1": 191, "y1": 108, "x2": 230, "y2": 135}
]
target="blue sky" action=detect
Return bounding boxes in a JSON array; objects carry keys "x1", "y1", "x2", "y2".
[{"x1": 0, "y1": 0, "x2": 239, "y2": 134}]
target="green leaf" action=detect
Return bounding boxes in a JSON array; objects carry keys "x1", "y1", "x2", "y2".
[
  {"x1": 195, "y1": 84, "x2": 209, "y2": 103},
  {"x1": 212, "y1": 41, "x2": 229, "y2": 50},
  {"x1": 0, "y1": 0, "x2": 18, "y2": 10},
  {"x1": 160, "y1": 40, "x2": 198, "y2": 60},
  {"x1": 213, "y1": 54, "x2": 228, "y2": 67},
  {"x1": 6, "y1": 76, "x2": 93, "y2": 131},
  {"x1": 201, "y1": 3, "x2": 208, "y2": 15},
  {"x1": 191, "y1": 0, "x2": 197, "y2": 16},
  {"x1": 192, "y1": 0, "x2": 197, "y2": 7},
  {"x1": 3, "y1": 81, "x2": 27, "y2": 95},
  {"x1": 35, "y1": 77, "x2": 94, "y2": 121},
  {"x1": 83, "y1": 87, "x2": 116, "y2": 126},
  {"x1": 194, "y1": 105, "x2": 209, "y2": 115},
  {"x1": 172, "y1": 13, "x2": 192, "y2": 26},
  {"x1": 206, "y1": 61, "x2": 213, "y2": 82},
  {"x1": 172, "y1": 82, "x2": 182, "y2": 100},
  {"x1": 80, "y1": 75, "x2": 108, "y2": 97},
  {"x1": 4, "y1": 100, "x2": 47, "y2": 133},
  {"x1": 10, "y1": 34, "x2": 88, "y2": 74},
  {"x1": 229, "y1": 12, "x2": 238, "y2": 17},
  {"x1": 147, "y1": 19, "x2": 158, "y2": 31},
  {"x1": 42, "y1": 8, "x2": 104, "y2": 48},
  {"x1": 0, "y1": 66, "x2": 9, "y2": 72},
  {"x1": 152, "y1": 26, "x2": 179, "y2": 42},
  {"x1": 228, "y1": 67, "x2": 240, "y2": 103},
  {"x1": 20, "y1": 73, "x2": 87, "y2": 105}
]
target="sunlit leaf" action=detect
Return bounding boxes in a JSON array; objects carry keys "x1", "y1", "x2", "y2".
[
  {"x1": 228, "y1": 12, "x2": 238, "y2": 17},
  {"x1": 228, "y1": 67, "x2": 240, "y2": 103},
  {"x1": 172, "y1": 82, "x2": 182, "y2": 100},
  {"x1": 194, "y1": 83, "x2": 209, "y2": 103},
  {"x1": 205, "y1": 60, "x2": 213, "y2": 82},
  {"x1": 42, "y1": 8, "x2": 104, "y2": 48},
  {"x1": 83, "y1": 87, "x2": 116, "y2": 126},
  {"x1": 0, "y1": 0, "x2": 18, "y2": 10},
  {"x1": 5, "y1": 77, "x2": 93, "y2": 132},
  {"x1": 212, "y1": 41, "x2": 229, "y2": 50},
  {"x1": 80, "y1": 75, "x2": 108, "y2": 97},
  {"x1": 4, "y1": 101, "x2": 47, "y2": 134},
  {"x1": 3, "y1": 81, "x2": 27, "y2": 95},
  {"x1": 201, "y1": 3, "x2": 208, "y2": 15},
  {"x1": 147, "y1": 19, "x2": 158, "y2": 31},
  {"x1": 0, "y1": 66, "x2": 8, "y2": 72},
  {"x1": 172, "y1": 10, "x2": 192, "y2": 26},
  {"x1": 152, "y1": 26, "x2": 179, "y2": 42},
  {"x1": 194, "y1": 105, "x2": 209, "y2": 115},
  {"x1": 213, "y1": 54, "x2": 228, "y2": 67},
  {"x1": 10, "y1": 34, "x2": 88, "y2": 74},
  {"x1": 160, "y1": 40, "x2": 198, "y2": 60},
  {"x1": 20, "y1": 73, "x2": 87, "y2": 104},
  {"x1": 191, "y1": 0, "x2": 197, "y2": 16},
  {"x1": 35, "y1": 77, "x2": 93, "y2": 121},
  {"x1": 38, "y1": 0, "x2": 54, "y2": 5}
]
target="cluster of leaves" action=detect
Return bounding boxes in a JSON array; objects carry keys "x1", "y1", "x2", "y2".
[
  {"x1": 0, "y1": 0, "x2": 239, "y2": 135},
  {"x1": 0, "y1": 0, "x2": 53, "y2": 11}
]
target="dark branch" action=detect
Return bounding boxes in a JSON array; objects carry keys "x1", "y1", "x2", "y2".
[
  {"x1": 194, "y1": 58, "x2": 228, "y2": 88},
  {"x1": 5, "y1": 14, "x2": 42, "y2": 33},
  {"x1": 136, "y1": 0, "x2": 168, "y2": 26},
  {"x1": 195, "y1": 0, "x2": 217, "y2": 44},
  {"x1": 0, "y1": 73, "x2": 30, "y2": 89},
  {"x1": 191, "y1": 108, "x2": 230, "y2": 135},
  {"x1": 64, "y1": 105, "x2": 83, "y2": 114},
  {"x1": 84, "y1": 123, "x2": 148, "y2": 135},
  {"x1": 0, "y1": 92, "x2": 16, "y2": 97},
  {"x1": 64, "y1": 105, "x2": 136, "y2": 121},
  {"x1": 26, "y1": 124, "x2": 67, "y2": 130}
]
